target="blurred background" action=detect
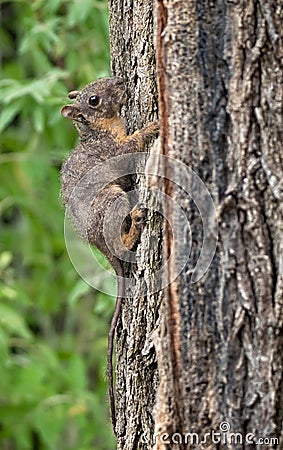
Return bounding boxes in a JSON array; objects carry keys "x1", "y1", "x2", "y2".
[{"x1": 0, "y1": 1, "x2": 116, "y2": 448}]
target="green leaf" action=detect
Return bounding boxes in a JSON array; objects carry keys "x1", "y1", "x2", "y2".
[
  {"x1": 0, "y1": 303, "x2": 32, "y2": 339},
  {"x1": 0, "y1": 283, "x2": 17, "y2": 300},
  {"x1": 0, "y1": 252, "x2": 12, "y2": 271},
  {"x1": 0, "y1": 1, "x2": 115, "y2": 447},
  {"x1": 32, "y1": 106, "x2": 45, "y2": 133},
  {"x1": 68, "y1": 279, "x2": 91, "y2": 308},
  {"x1": 0, "y1": 102, "x2": 22, "y2": 132},
  {"x1": 67, "y1": 0, "x2": 94, "y2": 26},
  {"x1": 67, "y1": 354, "x2": 87, "y2": 391},
  {"x1": 33, "y1": 403, "x2": 66, "y2": 449}
]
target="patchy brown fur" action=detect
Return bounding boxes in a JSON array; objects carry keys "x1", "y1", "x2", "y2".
[{"x1": 60, "y1": 77, "x2": 159, "y2": 433}]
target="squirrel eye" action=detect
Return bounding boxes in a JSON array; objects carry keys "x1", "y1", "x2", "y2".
[{"x1": 88, "y1": 95, "x2": 100, "y2": 107}]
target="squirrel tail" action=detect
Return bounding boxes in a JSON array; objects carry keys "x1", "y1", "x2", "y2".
[{"x1": 107, "y1": 261, "x2": 124, "y2": 434}]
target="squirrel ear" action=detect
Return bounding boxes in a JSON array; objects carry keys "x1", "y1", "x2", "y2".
[{"x1": 68, "y1": 90, "x2": 80, "y2": 99}]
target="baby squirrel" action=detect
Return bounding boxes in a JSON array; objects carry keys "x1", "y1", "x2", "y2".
[{"x1": 60, "y1": 76, "x2": 159, "y2": 432}]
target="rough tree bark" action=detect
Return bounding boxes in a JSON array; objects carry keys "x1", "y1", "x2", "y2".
[
  {"x1": 108, "y1": 1, "x2": 162, "y2": 447},
  {"x1": 109, "y1": 1, "x2": 283, "y2": 449}
]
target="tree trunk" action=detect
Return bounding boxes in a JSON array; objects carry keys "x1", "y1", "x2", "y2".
[
  {"x1": 109, "y1": 0, "x2": 162, "y2": 447},
  {"x1": 109, "y1": 0, "x2": 283, "y2": 449}
]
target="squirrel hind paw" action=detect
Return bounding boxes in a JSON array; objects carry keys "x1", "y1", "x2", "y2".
[{"x1": 130, "y1": 205, "x2": 148, "y2": 229}]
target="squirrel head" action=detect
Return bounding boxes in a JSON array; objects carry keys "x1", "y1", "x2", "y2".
[{"x1": 61, "y1": 77, "x2": 126, "y2": 134}]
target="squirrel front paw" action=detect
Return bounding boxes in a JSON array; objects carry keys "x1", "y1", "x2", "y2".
[{"x1": 143, "y1": 120, "x2": 160, "y2": 137}]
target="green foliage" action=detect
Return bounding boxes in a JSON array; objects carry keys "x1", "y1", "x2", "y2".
[{"x1": 0, "y1": 1, "x2": 115, "y2": 448}]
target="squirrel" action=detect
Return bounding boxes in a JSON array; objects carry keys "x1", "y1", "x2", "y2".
[{"x1": 60, "y1": 76, "x2": 159, "y2": 432}]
